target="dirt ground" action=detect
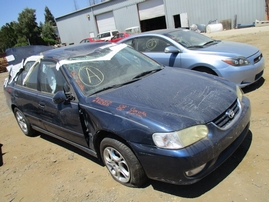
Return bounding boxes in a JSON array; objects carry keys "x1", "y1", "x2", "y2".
[{"x1": 0, "y1": 27, "x2": 269, "y2": 202}]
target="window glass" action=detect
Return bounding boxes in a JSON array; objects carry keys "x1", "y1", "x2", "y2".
[
  {"x1": 22, "y1": 63, "x2": 39, "y2": 90},
  {"x1": 136, "y1": 37, "x2": 172, "y2": 52},
  {"x1": 164, "y1": 29, "x2": 213, "y2": 48},
  {"x1": 122, "y1": 39, "x2": 135, "y2": 49},
  {"x1": 24, "y1": 61, "x2": 36, "y2": 71},
  {"x1": 112, "y1": 31, "x2": 119, "y2": 36},
  {"x1": 64, "y1": 44, "x2": 161, "y2": 96},
  {"x1": 40, "y1": 61, "x2": 66, "y2": 94}
]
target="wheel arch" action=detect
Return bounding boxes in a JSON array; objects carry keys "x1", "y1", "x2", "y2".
[
  {"x1": 93, "y1": 130, "x2": 133, "y2": 161},
  {"x1": 191, "y1": 65, "x2": 218, "y2": 76}
]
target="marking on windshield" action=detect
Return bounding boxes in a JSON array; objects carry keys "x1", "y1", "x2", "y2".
[
  {"x1": 79, "y1": 66, "x2": 104, "y2": 86},
  {"x1": 92, "y1": 97, "x2": 112, "y2": 106},
  {"x1": 71, "y1": 71, "x2": 85, "y2": 91},
  {"x1": 146, "y1": 38, "x2": 158, "y2": 51}
]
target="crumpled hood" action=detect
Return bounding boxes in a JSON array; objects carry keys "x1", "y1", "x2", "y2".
[
  {"x1": 197, "y1": 41, "x2": 259, "y2": 58},
  {"x1": 88, "y1": 68, "x2": 237, "y2": 131}
]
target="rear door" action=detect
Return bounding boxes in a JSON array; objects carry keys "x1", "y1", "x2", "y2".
[{"x1": 14, "y1": 62, "x2": 44, "y2": 129}]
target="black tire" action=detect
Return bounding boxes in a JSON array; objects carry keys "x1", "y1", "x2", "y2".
[
  {"x1": 100, "y1": 138, "x2": 147, "y2": 187},
  {"x1": 14, "y1": 108, "x2": 35, "y2": 137}
]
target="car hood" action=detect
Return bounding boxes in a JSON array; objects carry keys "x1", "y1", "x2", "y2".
[
  {"x1": 197, "y1": 41, "x2": 259, "y2": 58},
  {"x1": 87, "y1": 68, "x2": 237, "y2": 131}
]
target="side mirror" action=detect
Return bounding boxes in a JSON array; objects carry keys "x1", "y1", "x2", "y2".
[
  {"x1": 53, "y1": 91, "x2": 66, "y2": 104},
  {"x1": 164, "y1": 46, "x2": 180, "y2": 54},
  {"x1": 53, "y1": 90, "x2": 75, "y2": 104}
]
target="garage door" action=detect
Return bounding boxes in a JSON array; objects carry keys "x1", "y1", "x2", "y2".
[
  {"x1": 138, "y1": 0, "x2": 165, "y2": 21},
  {"x1": 96, "y1": 12, "x2": 116, "y2": 33}
]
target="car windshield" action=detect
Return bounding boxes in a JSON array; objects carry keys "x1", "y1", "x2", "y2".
[
  {"x1": 61, "y1": 44, "x2": 162, "y2": 96},
  {"x1": 164, "y1": 29, "x2": 218, "y2": 48}
]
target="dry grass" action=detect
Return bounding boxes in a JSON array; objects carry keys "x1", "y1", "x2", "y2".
[{"x1": 0, "y1": 56, "x2": 7, "y2": 73}]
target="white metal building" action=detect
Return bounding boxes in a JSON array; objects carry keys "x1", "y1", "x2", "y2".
[{"x1": 55, "y1": 0, "x2": 267, "y2": 45}]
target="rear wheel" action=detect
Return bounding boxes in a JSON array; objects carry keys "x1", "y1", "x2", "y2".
[
  {"x1": 14, "y1": 108, "x2": 35, "y2": 137},
  {"x1": 100, "y1": 138, "x2": 147, "y2": 187}
]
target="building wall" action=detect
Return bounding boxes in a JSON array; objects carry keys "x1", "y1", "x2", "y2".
[
  {"x1": 56, "y1": 0, "x2": 266, "y2": 45},
  {"x1": 113, "y1": 4, "x2": 140, "y2": 32},
  {"x1": 56, "y1": 0, "x2": 145, "y2": 44},
  {"x1": 164, "y1": 0, "x2": 265, "y2": 28}
]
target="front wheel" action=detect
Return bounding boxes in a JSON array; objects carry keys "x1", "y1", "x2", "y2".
[
  {"x1": 100, "y1": 138, "x2": 147, "y2": 187},
  {"x1": 14, "y1": 108, "x2": 35, "y2": 137}
]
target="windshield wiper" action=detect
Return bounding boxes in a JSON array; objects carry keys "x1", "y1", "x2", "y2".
[
  {"x1": 90, "y1": 79, "x2": 139, "y2": 95},
  {"x1": 202, "y1": 40, "x2": 217, "y2": 46},
  {"x1": 132, "y1": 69, "x2": 161, "y2": 80},
  {"x1": 187, "y1": 45, "x2": 204, "y2": 49}
]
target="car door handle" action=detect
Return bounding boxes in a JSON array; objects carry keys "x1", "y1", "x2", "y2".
[{"x1": 39, "y1": 102, "x2": 45, "y2": 109}]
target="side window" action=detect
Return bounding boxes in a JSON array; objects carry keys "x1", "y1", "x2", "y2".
[
  {"x1": 24, "y1": 61, "x2": 36, "y2": 71},
  {"x1": 122, "y1": 39, "x2": 136, "y2": 49},
  {"x1": 40, "y1": 61, "x2": 66, "y2": 94},
  {"x1": 136, "y1": 37, "x2": 172, "y2": 52},
  {"x1": 22, "y1": 62, "x2": 39, "y2": 90},
  {"x1": 112, "y1": 31, "x2": 119, "y2": 36},
  {"x1": 16, "y1": 61, "x2": 37, "y2": 86}
]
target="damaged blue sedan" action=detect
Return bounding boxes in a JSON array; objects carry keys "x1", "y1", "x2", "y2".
[{"x1": 4, "y1": 42, "x2": 251, "y2": 187}]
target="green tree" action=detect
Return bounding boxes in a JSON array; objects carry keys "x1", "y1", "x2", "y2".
[
  {"x1": 41, "y1": 22, "x2": 58, "y2": 45},
  {"x1": 44, "y1": 6, "x2": 56, "y2": 26},
  {"x1": 14, "y1": 8, "x2": 44, "y2": 46},
  {"x1": 0, "y1": 22, "x2": 17, "y2": 52},
  {"x1": 41, "y1": 6, "x2": 58, "y2": 45}
]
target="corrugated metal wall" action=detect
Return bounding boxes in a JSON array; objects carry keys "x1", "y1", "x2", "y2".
[
  {"x1": 113, "y1": 4, "x2": 140, "y2": 32},
  {"x1": 56, "y1": 0, "x2": 265, "y2": 45},
  {"x1": 164, "y1": 0, "x2": 265, "y2": 28},
  {"x1": 57, "y1": 9, "x2": 98, "y2": 45}
]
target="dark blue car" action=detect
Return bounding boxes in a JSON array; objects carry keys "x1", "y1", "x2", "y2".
[{"x1": 3, "y1": 42, "x2": 251, "y2": 187}]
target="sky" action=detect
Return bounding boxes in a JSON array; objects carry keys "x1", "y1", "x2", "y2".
[{"x1": 0, "y1": 0, "x2": 100, "y2": 27}]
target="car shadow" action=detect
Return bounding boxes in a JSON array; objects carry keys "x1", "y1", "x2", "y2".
[
  {"x1": 148, "y1": 130, "x2": 253, "y2": 198},
  {"x1": 39, "y1": 133, "x2": 104, "y2": 166},
  {"x1": 242, "y1": 77, "x2": 265, "y2": 94},
  {"x1": 37, "y1": 130, "x2": 252, "y2": 196}
]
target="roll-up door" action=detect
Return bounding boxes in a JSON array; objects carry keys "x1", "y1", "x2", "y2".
[
  {"x1": 138, "y1": 0, "x2": 164, "y2": 21},
  {"x1": 96, "y1": 12, "x2": 116, "y2": 33}
]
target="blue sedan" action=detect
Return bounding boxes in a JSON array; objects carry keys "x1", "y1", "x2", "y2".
[
  {"x1": 119, "y1": 29, "x2": 265, "y2": 87},
  {"x1": 4, "y1": 42, "x2": 250, "y2": 187}
]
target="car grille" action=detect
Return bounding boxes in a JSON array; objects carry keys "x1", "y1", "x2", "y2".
[
  {"x1": 212, "y1": 99, "x2": 240, "y2": 129},
  {"x1": 254, "y1": 53, "x2": 262, "y2": 64}
]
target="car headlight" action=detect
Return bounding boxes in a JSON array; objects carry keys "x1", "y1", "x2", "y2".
[
  {"x1": 152, "y1": 125, "x2": 208, "y2": 149},
  {"x1": 236, "y1": 85, "x2": 243, "y2": 102},
  {"x1": 222, "y1": 57, "x2": 250, "y2": 66}
]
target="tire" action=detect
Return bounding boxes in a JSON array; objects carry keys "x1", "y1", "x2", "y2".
[
  {"x1": 100, "y1": 138, "x2": 147, "y2": 187},
  {"x1": 14, "y1": 108, "x2": 35, "y2": 137}
]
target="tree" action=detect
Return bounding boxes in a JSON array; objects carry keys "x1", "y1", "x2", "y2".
[
  {"x1": 44, "y1": 6, "x2": 56, "y2": 26},
  {"x1": 42, "y1": 6, "x2": 58, "y2": 45},
  {"x1": 0, "y1": 22, "x2": 17, "y2": 52},
  {"x1": 41, "y1": 22, "x2": 58, "y2": 45},
  {"x1": 14, "y1": 8, "x2": 44, "y2": 46}
]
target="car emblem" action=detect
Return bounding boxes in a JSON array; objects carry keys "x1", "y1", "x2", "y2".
[{"x1": 226, "y1": 109, "x2": 235, "y2": 119}]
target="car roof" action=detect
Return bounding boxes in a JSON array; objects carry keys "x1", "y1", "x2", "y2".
[{"x1": 41, "y1": 42, "x2": 112, "y2": 61}]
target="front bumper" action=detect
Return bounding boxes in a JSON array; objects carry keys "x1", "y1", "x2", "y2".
[
  {"x1": 130, "y1": 97, "x2": 251, "y2": 185},
  {"x1": 218, "y1": 52, "x2": 265, "y2": 87}
]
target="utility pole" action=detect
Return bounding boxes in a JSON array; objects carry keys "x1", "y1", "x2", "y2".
[{"x1": 74, "y1": 0, "x2": 78, "y2": 10}]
